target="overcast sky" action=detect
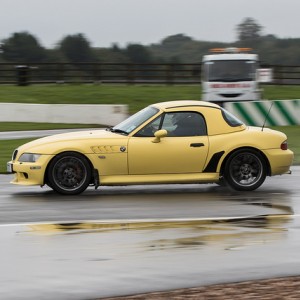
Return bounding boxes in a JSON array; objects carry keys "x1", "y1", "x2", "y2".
[{"x1": 0, "y1": 0, "x2": 299, "y2": 48}]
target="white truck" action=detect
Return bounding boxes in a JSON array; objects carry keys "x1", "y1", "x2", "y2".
[{"x1": 202, "y1": 47, "x2": 267, "y2": 104}]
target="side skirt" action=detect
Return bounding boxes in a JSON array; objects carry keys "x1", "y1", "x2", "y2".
[{"x1": 99, "y1": 173, "x2": 220, "y2": 186}]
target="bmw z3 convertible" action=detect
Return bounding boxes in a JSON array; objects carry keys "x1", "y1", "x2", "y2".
[{"x1": 7, "y1": 100, "x2": 294, "y2": 195}]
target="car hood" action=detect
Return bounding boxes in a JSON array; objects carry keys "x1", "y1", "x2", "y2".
[{"x1": 17, "y1": 129, "x2": 128, "y2": 154}]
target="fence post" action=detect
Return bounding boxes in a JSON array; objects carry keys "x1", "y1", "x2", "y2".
[
  {"x1": 93, "y1": 63, "x2": 102, "y2": 83},
  {"x1": 127, "y1": 64, "x2": 135, "y2": 84},
  {"x1": 57, "y1": 63, "x2": 65, "y2": 83},
  {"x1": 166, "y1": 64, "x2": 173, "y2": 85},
  {"x1": 15, "y1": 65, "x2": 30, "y2": 86},
  {"x1": 273, "y1": 65, "x2": 283, "y2": 85}
]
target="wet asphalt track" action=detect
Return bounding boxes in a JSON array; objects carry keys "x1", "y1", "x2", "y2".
[{"x1": 0, "y1": 167, "x2": 300, "y2": 299}]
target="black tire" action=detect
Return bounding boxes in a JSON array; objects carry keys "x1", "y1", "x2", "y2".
[
  {"x1": 224, "y1": 149, "x2": 267, "y2": 191},
  {"x1": 47, "y1": 152, "x2": 92, "y2": 195},
  {"x1": 216, "y1": 177, "x2": 227, "y2": 187}
]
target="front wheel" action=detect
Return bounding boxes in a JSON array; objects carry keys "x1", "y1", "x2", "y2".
[
  {"x1": 224, "y1": 149, "x2": 267, "y2": 191},
  {"x1": 47, "y1": 152, "x2": 92, "y2": 195}
]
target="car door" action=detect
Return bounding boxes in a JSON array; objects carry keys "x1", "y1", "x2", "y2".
[{"x1": 128, "y1": 111, "x2": 209, "y2": 175}]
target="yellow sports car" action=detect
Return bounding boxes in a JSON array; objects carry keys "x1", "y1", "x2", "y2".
[{"x1": 7, "y1": 100, "x2": 293, "y2": 195}]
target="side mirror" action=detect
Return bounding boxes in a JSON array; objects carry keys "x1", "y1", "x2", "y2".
[{"x1": 152, "y1": 129, "x2": 168, "y2": 143}]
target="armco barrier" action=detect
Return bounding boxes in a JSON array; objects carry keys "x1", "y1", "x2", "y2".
[
  {"x1": 0, "y1": 103, "x2": 128, "y2": 126},
  {"x1": 224, "y1": 100, "x2": 300, "y2": 126}
]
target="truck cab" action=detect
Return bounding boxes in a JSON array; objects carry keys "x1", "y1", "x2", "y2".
[{"x1": 202, "y1": 48, "x2": 260, "y2": 104}]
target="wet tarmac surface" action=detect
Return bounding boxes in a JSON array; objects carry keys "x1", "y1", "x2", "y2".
[{"x1": 0, "y1": 167, "x2": 299, "y2": 299}]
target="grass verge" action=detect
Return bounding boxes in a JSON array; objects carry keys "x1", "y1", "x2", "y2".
[
  {"x1": 0, "y1": 84, "x2": 202, "y2": 113},
  {"x1": 1, "y1": 139, "x2": 34, "y2": 173},
  {"x1": 270, "y1": 126, "x2": 300, "y2": 165},
  {"x1": 0, "y1": 84, "x2": 299, "y2": 114}
]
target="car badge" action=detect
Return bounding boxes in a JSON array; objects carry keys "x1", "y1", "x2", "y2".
[{"x1": 120, "y1": 146, "x2": 126, "y2": 152}]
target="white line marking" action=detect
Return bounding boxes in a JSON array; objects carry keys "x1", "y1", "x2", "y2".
[{"x1": 0, "y1": 214, "x2": 298, "y2": 228}]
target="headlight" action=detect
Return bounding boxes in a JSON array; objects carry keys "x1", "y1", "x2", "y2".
[{"x1": 19, "y1": 153, "x2": 41, "y2": 163}]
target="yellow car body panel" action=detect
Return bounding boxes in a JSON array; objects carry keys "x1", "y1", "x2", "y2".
[
  {"x1": 10, "y1": 154, "x2": 53, "y2": 186},
  {"x1": 128, "y1": 136, "x2": 209, "y2": 174},
  {"x1": 100, "y1": 173, "x2": 220, "y2": 185},
  {"x1": 205, "y1": 126, "x2": 294, "y2": 173},
  {"x1": 7, "y1": 100, "x2": 294, "y2": 194},
  {"x1": 13, "y1": 130, "x2": 129, "y2": 177}
]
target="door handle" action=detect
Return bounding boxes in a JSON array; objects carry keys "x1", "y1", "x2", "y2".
[{"x1": 190, "y1": 143, "x2": 205, "y2": 147}]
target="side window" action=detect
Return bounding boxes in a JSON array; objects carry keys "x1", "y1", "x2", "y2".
[
  {"x1": 135, "y1": 115, "x2": 162, "y2": 137},
  {"x1": 135, "y1": 111, "x2": 207, "y2": 137},
  {"x1": 164, "y1": 112, "x2": 207, "y2": 137},
  {"x1": 221, "y1": 108, "x2": 244, "y2": 127}
]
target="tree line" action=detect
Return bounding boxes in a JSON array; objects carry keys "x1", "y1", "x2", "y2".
[{"x1": 1, "y1": 18, "x2": 300, "y2": 66}]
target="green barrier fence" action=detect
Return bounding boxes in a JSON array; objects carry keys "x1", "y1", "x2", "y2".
[{"x1": 224, "y1": 100, "x2": 300, "y2": 126}]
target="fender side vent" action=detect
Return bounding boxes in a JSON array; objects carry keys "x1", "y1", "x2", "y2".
[{"x1": 203, "y1": 151, "x2": 225, "y2": 173}]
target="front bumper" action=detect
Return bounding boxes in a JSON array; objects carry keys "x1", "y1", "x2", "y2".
[{"x1": 7, "y1": 155, "x2": 53, "y2": 186}]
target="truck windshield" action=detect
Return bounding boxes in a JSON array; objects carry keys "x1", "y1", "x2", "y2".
[{"x1": 204, "y1": 60, "x2": 256, "y2": 82}]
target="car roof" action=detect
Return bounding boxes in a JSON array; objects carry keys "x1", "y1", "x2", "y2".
[{"x1": 151, "y1": 100, "x2": 220, "y2": 110}]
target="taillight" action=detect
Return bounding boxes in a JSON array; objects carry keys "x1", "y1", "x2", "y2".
[{"x1": 281, "y1": 141, "x2": 288, "y2": 150}]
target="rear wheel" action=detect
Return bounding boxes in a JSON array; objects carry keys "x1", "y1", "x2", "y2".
[
  {"x1": 224, "y1": 149, "x2": 267, "y2": 191},
  {"x1": 216, "y1": 177, "x2": 226, "y2": 187},
  {"x1": 47, "y1": 152, "x2": 92, "y2": 195}
]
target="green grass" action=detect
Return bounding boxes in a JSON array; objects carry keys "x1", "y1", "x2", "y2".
[
  {"x1": 270, "y1": 126, "x2": 300, "y2": 165},
  {"x1": 0, "y1": 84, "x2": 202, "y2": 113},
  {"x1": 0, "y1": 84, "x2": 300, "y2": 114},
  {"x1": 1, "y1": 138, "x2": 34, "y2": 173},
  {"x1": 1, "y1": 126, "x2": 298, "y2": 173},
  {"x1": 262, "y1": 85, "x2": 300, "y2": 100}
]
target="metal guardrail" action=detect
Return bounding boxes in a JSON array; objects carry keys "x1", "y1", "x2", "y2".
[{"x1": 1, "y1": 62, "x2": 300, "y2": 85}]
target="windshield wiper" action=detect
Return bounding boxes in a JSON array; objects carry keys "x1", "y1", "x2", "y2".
[{"x1": 107, "y1": 127, "x2": 128, "y2": 135}]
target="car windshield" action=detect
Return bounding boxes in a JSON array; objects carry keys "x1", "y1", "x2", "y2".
[
  {"x1": 204, "y1": 60, "x2": 256, "y2": 82},
  {"x1": 111, "y1": 106, "x2": 159, "y2": 134}
]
